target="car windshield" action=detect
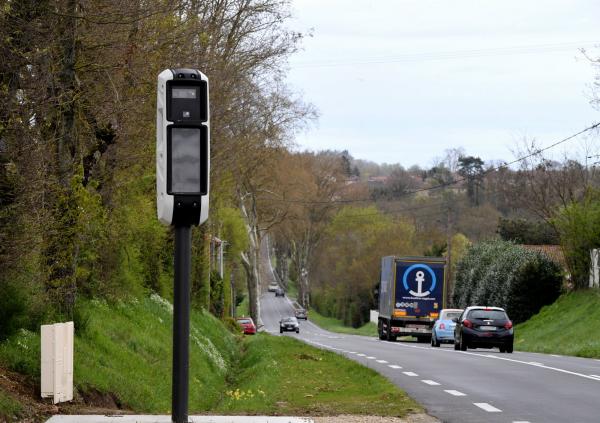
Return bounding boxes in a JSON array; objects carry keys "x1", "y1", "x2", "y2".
[
  {"x1": 468, "y1": 310, "x2": 508, "y2": 320},
  {"x1": 237, "y1": 319, "x2": 252, "y2": 324},
  {"x1": 282, "y1": 317, "x2": 297, "y2": 323},
  {"x1": 441, "y1": 311, "x2": 462, "y2": 320}
]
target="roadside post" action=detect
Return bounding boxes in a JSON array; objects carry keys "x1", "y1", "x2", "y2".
[{"x1": 156, "y1": 68, "x2": 210, "y2": 423}]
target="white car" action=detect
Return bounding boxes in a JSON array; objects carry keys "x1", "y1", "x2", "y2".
[{"x1": 268, "y1": 283, "x2": 279, "y2": 292}]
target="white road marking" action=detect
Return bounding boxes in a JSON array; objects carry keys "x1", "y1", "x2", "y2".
[
  {"x1": 390, "y1": 342, "x2": 600, "y2": 383},
  {"x1": 551, "y1": 354, "x2": 561, "y2": 357},
  {"x1": 366, "y1": 356, "x2": 376, "y2": 360},
  {"x1": 388, "y1": 365, "x2": 402, "y2": 369},
  {"x1": 528, "y1": 361, "x2": 543, "y2": 366},
  {"x1": 421, "y1": 380, "x2": 440, "y2": 386},
  {"x1": 513, "y1": 421, "x2": 532, "y2": 423},
  {"x1": 376, "y1": 360, "x2": 388, "y2": 364},
  {"x1": 402, "y1": 371, "x2": 418, "y2": 377},
  {"x1": 348, "y1": 351, "x2": 357, "y2": 354},
  {"x1": 357, "y1": 353, "x2": 366, "y2": 357},
  {"x1": 474, "y1": 403, "x2": 502, "y2": 413},
  {"x1": 444, "y1": 390, "x2": 466, "y2": 396},
  {"x1": 590, "y1": 374, "x2": 600, "y2": 380}
]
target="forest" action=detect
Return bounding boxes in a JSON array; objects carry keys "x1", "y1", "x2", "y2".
[{"x1": 1, "y1": 0, "x2": 600, "y2": 339}]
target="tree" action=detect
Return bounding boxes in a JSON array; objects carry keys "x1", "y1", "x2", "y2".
[
  {"x1": 554, "y1": 190, "x2": 600, "y2": 289},
  {"x1": 458, "y1": 156, "x2": 485, "y2": 206}
]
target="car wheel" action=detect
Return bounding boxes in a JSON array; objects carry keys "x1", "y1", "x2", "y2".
[
  {"x1": 296, "y1": 329, "x2": 299, "y2": 333},
  {"x1": 459, "y1": 336, "x2": 467, "y2": 351},
  {"x1": 431, "y1": 332, "x2": 440, "y2": 347},
  {"x1": 499, "y1": 346, "x2": 506, "y2": 353},
  {"x1": 506, "y1": 343, "x2": 513, "y2": 353},
  {"x1": 454, "y1": 339, "x2": 460, "y2": 350},
  {"x1": 279, "y1": 329, "x2": 283, "y2": 333}
]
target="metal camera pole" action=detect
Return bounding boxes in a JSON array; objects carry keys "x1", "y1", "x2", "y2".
[{"x1": 172, "y1": 225, "x2": 191, "y2": 423}]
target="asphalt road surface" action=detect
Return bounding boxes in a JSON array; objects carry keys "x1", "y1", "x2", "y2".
[{"x1": 259, "y1": 247, "x2": 600, "y2": 422}]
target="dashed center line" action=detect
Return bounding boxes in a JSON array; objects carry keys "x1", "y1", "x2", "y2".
[
  {"x1": 402, "y1": 371, "x2": 418, "y2": 377},
  {"x1": 421, "y1": 380, "x2": 440, "y2": 386},
  {"x1": 366, "y1": 356, "x2": 376, "y2": 359},
  {"x1": 376, "y1": 359, "x2": 388, "y2": 364},
  {"x1": 356, "y1": 353, "x2": 366, "y2": 357},
  {"x1": 388, "y1": 365, "x2": 402, "y2": 369},
  {"x1": 444, "y1": 390, "x2": 466, "y2": 396},
  {"x1": 474, "y1": 402, "x2": 502, "y2": 413}
]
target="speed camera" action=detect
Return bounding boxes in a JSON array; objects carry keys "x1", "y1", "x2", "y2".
[{"x1": 156, "y1": 68, "x2": 210, "y2": 226}]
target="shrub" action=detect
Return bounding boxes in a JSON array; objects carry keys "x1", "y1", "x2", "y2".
[{"x1": 452, "y1": 239, "x2": 563, "y2": 323}]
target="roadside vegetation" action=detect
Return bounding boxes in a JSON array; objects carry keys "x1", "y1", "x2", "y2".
[
  {"x1": 308, "y1": 310, "x2": 378, "y2": 337},
  {"x1": 216, "y1": 334, "x2": 421, "y2": 417},
  {"x1": 515, "y1": 289, "x2": 600, "y2": 358},
  {"x1": 0, "y1": 296, "x2": 421, "y2": 421}
]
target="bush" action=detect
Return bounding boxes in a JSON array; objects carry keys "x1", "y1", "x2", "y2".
[{"x1": 453, "y1": 239, "x2": 563, "y2": 323}]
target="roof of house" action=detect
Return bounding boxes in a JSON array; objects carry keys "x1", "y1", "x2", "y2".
[{"x1": 521, "y1": 244, "x2": 566, "y2": 268}]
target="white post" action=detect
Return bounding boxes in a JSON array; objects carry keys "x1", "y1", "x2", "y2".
[
  {"x1": 590, "y1": 249, "x2": 599, "y2": 289},
  {"x1": 41, "y1": 322, "x2": 74, "y2": 404}
]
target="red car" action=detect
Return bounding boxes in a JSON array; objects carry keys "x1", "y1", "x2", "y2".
[{"x1": 236, "y1": 317, "x2": 257, "y2": 335}]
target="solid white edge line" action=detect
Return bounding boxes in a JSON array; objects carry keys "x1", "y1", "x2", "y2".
[
  {"x1": 390, "y1": 342, "x2": 600, "y2": 383},
  {"x1": 473, "y1": 402, "x2": 502, "y2": 413},
  {"x1": 444, "y1": 390, "x2": 466, "y2": 396}
]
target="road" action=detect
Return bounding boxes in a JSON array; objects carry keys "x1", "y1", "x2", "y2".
[{"x1": 259, "y1": 243, "x2": 600, "y2": 423}]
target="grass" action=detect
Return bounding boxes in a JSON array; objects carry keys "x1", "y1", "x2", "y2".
[
  {"x1": 515, "y1": 289, "x2": 600, "y2": 358},
  {"x1": 0, "y1": 295, "x2": 421, "y2": 418},
  {"x1": 308, "y1": 309, "x2": 378, "y2": 337},
  {"x1": 214, "y1": 334, "x2": 422, "y2": 417},
  {"x1": 0, "y1": 295, "x2": 238, "y2": 413},
  {"x1": 0, "y1": 387, "x2": 22, "y2": 420}
]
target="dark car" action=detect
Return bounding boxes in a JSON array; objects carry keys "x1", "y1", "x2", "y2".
[
  {"x1": 275, "y1": 288, "x2": 285, "y2": 297},
  {"x1": 294, "y1": 308, "x2": 308, "y2": 320},
  {"x1": 454, "y1": 306, "x2": 514, "y2": 353},
  {"x1": 236, "y1": 317, "x2": 257, "y2": 335},
  {"x1": 279, "y1": 316, "x2": 299, "y2": 333}
]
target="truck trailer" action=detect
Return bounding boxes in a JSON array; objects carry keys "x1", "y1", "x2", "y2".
[{"x1": 378, "y1": 256, "x2": 446, "y2": 342}]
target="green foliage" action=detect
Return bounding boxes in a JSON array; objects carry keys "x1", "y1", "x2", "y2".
[
  {"x1": 453, "y1": 239, "x2": 563, "y2": 323},
  {"x1": 210, "y1": 271, "x2": 225, "y2": 317},
  {"x1": 554, "y1": 190, "x2": 600, "y2": 289},
  {"x1": 312, "y1": 206, "x2": 419, "y2": 327},
  {"x1": 515, "y1": 289, "x2": 600, "y2": 358},
  {"x1": 0, "y1": 387, "x2": 22, "y2": 421},
  {"x1": 214, "y1": 334, "x2": 421, "y2": 416},
  {"x1": 497, "y1": 217, "x2": 559, "y2": 245}
]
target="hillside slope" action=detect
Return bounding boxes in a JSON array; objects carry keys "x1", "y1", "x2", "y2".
[
  {"x1": 515, "y1": 289, "x2": 600, "y2": 358},
  {"x1": 0, "y1": 295, "x2": 238, "y2": 416}
]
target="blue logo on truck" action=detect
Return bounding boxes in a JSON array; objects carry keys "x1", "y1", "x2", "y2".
[{"x1": 402, "y1": 264, "x2": 436, "y2": 297}]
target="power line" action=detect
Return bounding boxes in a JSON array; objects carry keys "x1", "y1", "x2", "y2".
[
  {"x1": 292, "y1": 41, "x2": 599, "y2": 68},
  {"x1": 267, "y1": 121, "x2": 600, "y2": 206}
]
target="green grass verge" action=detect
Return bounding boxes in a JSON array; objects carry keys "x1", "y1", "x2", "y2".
[
  {"x1": 215, "y1": 334, "x2": 421, "y2": 416},
  {"x1": 308, "y1": 310, "x2": 378, "y2": 337},
  {"x1": 0, "y1": 387, "x2": 22, "y2": 420},
  {"x1": 515, "y1": 289, "x2": 600, "y2": 358},
  {"x1": 0, "y1": 295, "x2": 238, "y2": 413}
]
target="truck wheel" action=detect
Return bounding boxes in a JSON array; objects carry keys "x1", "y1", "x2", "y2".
[
  {"x1": 387, "y1": 330, "x2": 396, "y2": 342},
  {"x1": 378, "y1": 322, "x2": 386, "y2": 340}
]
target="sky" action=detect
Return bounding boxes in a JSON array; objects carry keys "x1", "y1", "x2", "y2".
[{"x1": 285, "y1": 0, "x2": 600, "y2": 167}]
